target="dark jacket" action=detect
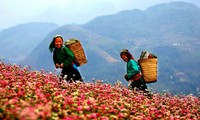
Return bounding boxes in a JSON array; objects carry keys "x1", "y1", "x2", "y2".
[
  {"x1": 53, "y1": 46, "x2": 75, "y2": 67},
  {"x1": 127, "y1": 59, "x2": 141, "y2": 80}
]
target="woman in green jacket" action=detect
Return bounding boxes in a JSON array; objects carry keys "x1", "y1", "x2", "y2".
[
  {"x1": 49, "y1": 35, "x2": 82, "y2": 83},
  {"x1": 120, "y1": 49, "x2": 147, "y2": 91}
]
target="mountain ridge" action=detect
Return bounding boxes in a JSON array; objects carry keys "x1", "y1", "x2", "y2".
[{"x1": 0, "y1": 22, "x2": 59, "y2": 62}]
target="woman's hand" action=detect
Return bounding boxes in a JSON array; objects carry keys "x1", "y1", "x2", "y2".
[
  {"x1": 55, "y1": 63, "x2": 60, "y2": 68},
  {"x1": 60, "y1": 63, "x2": 64, "y2": 68},
  {"x1": 124, "y1": 74, "x2": 128, "y2": 79},
  {"x1": 124, "y1": 74, "x2": 130, "y2": 82}
]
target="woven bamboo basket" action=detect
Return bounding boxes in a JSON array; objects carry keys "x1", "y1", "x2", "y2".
[
  {"x1": 64, "y1": 39, "x2": 87, "y2": 67},
  {"x1": 138, "y1": 58, "x2": 158, "y2": 83}
]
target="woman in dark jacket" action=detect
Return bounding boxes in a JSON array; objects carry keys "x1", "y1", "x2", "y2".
[
  {"x1": 120, "y1": 49, "x2": 147, "y2": 91},
  {"x1": 49, "y1": 35, "x2": 82, "y2": 83}
]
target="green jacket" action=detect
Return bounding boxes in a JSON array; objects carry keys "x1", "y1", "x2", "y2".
[
  {"x1": 53, "y1": 46, "x2": 75, "y2": 67},
  {"x1": 127, "y1": 59, "x2": 140, "y2": 79}
]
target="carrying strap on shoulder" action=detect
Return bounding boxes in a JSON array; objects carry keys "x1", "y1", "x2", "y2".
[
  {"x1": 62, "y1": 46, "x2": 79, "y2": 67},
  {"x1": 133, "y1": 59, "x2": 142, "y2": 75},
  {"x1": 61, "y1": 47, "x2": 68, "y2": 59},
  {"x1": 62, "y1": 46, "x2": 72, "y2": 57}
]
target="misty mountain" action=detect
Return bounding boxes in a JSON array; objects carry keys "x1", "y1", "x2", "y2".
[
  {"x1": 83, "y1": 1, "x2": 200, "y2": 42},
  {"x1": 3, "y1": 2, "x2": 200, "y2": 96},
  {"x1": 0, "y1": 22, "x2": 59, "y2": 62}
]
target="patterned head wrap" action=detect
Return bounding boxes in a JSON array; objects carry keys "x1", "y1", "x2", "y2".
[{"x1": 120, "y1": 49, "x2": 134, "y2": 60}]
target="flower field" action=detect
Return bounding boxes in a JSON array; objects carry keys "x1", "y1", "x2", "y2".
[{"x1": 0, "y1": 62, "x2": 199, "y2": 120}]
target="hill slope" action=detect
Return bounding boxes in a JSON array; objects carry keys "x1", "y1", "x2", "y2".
[
  {"x1": 0, "y1": 22, "x2": 59, "y2": 62},
  {"x1": 0, "y1": 62, "x2": 199, "y2": 119},
  {"x1": 5, "y1": 1, "x2": 200, "y2": 96},
  {"x1": 82, "y1": 1, "x2": 200, "y2": 95}
]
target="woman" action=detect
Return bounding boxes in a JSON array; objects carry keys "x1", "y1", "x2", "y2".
[
  {"x1": 120, "y1": 49, "x2": 147, "y2": 91},
  {"x1": 49, "y1": 35, "x2": 83, "y2": 83}
]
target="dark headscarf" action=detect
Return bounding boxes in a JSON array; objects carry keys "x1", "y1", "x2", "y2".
[
  {"x1": 49, "y1": 35, "x2": 63, "y2": 53},
  {"x1": 120, "y1": 49, "x2": 134, "y2": 60}
]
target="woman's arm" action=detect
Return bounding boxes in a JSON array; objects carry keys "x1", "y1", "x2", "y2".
[
  {"x1": 127, "y1": 60, "x2": 140, "y2": 79},
  {"x1": 62, "y1": 47, "x2": 75, "y2": 67}
]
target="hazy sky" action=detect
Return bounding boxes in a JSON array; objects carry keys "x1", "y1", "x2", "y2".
[{"x1": 0, "y1": 0, "x2": 199, "y2": 29}]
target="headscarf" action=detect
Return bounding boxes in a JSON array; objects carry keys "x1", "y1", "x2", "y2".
[
  {"x1": 120, "y1": 49, "x2": 134, "y2": 60},
  {"x1": 49, "y1": 35, "x2": 63, "y2": 53}
]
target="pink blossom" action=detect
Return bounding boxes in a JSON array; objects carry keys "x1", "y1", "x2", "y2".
[
  {"x1": 89, "y1": 113, "x2": 97, "y2": 119},
  {"x1": 63, "y1": 117, "x2": 74, "y2": 120},
  {"x1": 76, "y1": 105, "x2": 83, "y2": 111}
]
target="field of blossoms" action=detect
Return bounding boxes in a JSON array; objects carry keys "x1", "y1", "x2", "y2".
[{"x1": 0, "y1": 62, "x2": 199, "y2": 120}]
